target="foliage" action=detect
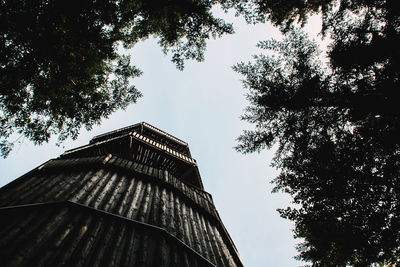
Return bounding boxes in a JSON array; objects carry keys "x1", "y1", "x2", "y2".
[
  {"x1": 234, "y1": 0, "x2": 400, "y2": 264},
  {"x1": 221, "y1": 0, "x2": 335, "y2": 26},
  {"x1": 0, "y1": 0, "x2": 233, "y2": 157}
]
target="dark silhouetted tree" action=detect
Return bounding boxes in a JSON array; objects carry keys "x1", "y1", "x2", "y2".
[
  {"x1": 0, "y1": 0, "x2": 233, "y2": 157},
  {"x1": 234, "y1": 0, "x2": 400, "y2": 265}
]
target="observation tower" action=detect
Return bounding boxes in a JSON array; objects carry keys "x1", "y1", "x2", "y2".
[{"x1": 0, "y1": 122, "x2": 243, "y2": 267}]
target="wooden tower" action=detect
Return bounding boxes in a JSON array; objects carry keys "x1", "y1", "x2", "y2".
[{"x1": 0, "y1": 122, "x2": 243, "y2": 267}]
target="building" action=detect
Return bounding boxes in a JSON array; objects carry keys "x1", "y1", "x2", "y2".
[{"x1": 0, "y1": 122, "x2": 243, "y2": 267}]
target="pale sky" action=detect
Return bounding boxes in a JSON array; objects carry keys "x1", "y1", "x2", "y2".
[{"x1": 0, "y1": 8, "x2": 326, "y2": 266}]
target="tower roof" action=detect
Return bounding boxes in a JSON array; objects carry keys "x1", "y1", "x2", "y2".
[
  {"x1": 61, "y1": 122, "x2": 203, "y2": 189},
  {"x1": 91, "y1": 122, "x2": 191, "y2": 157}
]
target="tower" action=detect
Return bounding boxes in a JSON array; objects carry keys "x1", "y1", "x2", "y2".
[{"x1": 0, "y1": 122, "x2": 243, "y2": 267}]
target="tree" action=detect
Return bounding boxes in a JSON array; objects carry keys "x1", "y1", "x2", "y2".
[
  {"x1": 0, "y1": 0, "x2": 233, "y2": 157},
  {"x1": 234, "y1": 0, "x2": 400, "y2": 265}
]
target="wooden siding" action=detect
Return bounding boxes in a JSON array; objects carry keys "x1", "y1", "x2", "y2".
[
  {"x1": 0, "y1": 155, "x2": 242, "y2": 267},
  {"x1": 0, "y1": 202, "x2": 216, "y2": 267}
]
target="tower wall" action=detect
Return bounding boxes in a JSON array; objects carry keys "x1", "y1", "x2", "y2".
[{"x1": 0, "y1": 123, "x2": 243, "y2": 267}]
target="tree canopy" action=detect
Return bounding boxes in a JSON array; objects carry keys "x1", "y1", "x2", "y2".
[
  {"x1": 2, "y1": 0, "x2": 400, "y2": 264},
  {"x1": 0, "y1": 0, "x2": 233, "y2": 157},
  {"x1": 234, "y1": 0, "x2": 400, "y2": 265}
]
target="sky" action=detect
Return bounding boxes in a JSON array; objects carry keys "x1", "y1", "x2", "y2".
[{"x1": 0, "y1": 8, "x2": 325, "y2": 267}]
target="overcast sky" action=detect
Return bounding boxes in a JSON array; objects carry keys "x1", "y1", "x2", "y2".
[{"x1": 0, "y1": 8, "x2": 326, "y2": 267}]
